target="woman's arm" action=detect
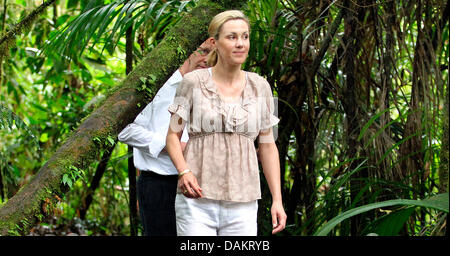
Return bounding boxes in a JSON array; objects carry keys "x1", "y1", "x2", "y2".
[
  {"x1": 166, "y1": 114, "x2": 202, "y2": 198},
  {"x1": 258, "y1": 128, "x2": 287, "y2": 234}
]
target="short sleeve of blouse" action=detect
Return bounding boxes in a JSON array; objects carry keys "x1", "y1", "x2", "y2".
[
  {"x1": 260, "y1": 78, "x2": 280, "y2": 131},
  {"x1": 168, "y1": 72, "x2": 195, "y2": 121}
]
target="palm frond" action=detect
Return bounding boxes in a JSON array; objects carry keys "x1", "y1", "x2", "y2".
[{"x1": 42, "y1": 0, "x2": 196, "y2": 59}]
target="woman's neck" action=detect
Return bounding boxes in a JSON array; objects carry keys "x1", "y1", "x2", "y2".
[{"x1": 212, "y1": 61, "x2": 243, "y2": 86}]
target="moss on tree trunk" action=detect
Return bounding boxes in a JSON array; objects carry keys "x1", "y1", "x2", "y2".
[{"x1": 0, "y1": 0, "x2": 245, "y2": 235}]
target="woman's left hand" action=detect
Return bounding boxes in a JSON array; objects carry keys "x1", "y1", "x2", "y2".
[{"x1": 271, "y1": 201, "x2": 287, "y2": 234}]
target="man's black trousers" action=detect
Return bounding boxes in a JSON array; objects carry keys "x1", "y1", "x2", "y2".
[{"x1": 137, "y1": 171, "x2": 178, "y2": 236}]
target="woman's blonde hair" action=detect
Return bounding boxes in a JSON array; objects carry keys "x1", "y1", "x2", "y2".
[{"x1": 206, "y1": 10, "x2": 250, "y2": 67}]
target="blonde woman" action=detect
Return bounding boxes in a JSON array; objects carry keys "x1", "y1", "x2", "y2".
[{"x1": 166, "y1": 10, "x2": 286, "y2": 236}]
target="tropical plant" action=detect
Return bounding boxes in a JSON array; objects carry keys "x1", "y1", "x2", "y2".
[
  {"x1": 0, "y1": 0, "x2": 447, "y2": 236},
  {"x1": 43, "y1": 0, "x2": 196, "y2": 60},
  {"x1": 314, "y1": 193, "x2": 449, "y2": 236}
]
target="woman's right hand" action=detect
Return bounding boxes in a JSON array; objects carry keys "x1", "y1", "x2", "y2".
[{"x1": 178, "y1": 171, "x2": 203, "y2": 198}]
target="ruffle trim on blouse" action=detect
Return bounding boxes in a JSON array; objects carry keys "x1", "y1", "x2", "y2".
[
  {"x1": 168, "y1": 104, "x2": 189, "y2": 121},
  {"x1": 261, "y1": 114, "x2": 280, "y2": 130},
  {"x1": 198, "y1": 70, "x2": 257, "y2": 130}
]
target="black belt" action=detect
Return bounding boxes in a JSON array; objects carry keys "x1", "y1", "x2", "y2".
[{"x1": 140, "y1": 171, "x2": 178, "y2": 180}]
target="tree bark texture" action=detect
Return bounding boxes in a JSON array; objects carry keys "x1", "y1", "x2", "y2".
[
  {"x1": 399, "y1": 0, "x2": 426, "y2": 196},
  {"x1": 0, "y1": 0, "x2": 245, "y2": 235},
  {"x1": 340, "y1": 0, "x2": 368, "y2": 236},
  {"x1": 274, "y1": 2, "x2": 346, "y2": 231},
  {"x1": 125, "y1": 16, "x2": 138, "y2": 236},
  {"x1": 0, "y1": 0, "x2": 57, "y2": 56},
  {"x1": 79, "y1": 146, "x2": 115, "y2": 220}
]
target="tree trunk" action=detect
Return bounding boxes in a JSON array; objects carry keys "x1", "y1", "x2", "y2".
[
  {"x1": 0, "y1": 0, "x2": 244, "y2": 236},
  {"x1": 341, "y1": 0, "x2": 366, "y2": 236},
  {"x1": 125, "y1": 14, "x2": 138, "y2": 236},
  {"x1": 0, "y1": 0, "x2": 7, "y2": 87},
  {"x1": 275, "y1": 2, "x2": 346, "y2": 233},
  {"x1": 0, "y1": 0, "x2": 57, "y2": 54},
  {"x1": 79, "y1": 146, "x2": 115, "y2": 220},
  {"x1": 399, "y1": 0, "x2": 426, "y2": 198}
]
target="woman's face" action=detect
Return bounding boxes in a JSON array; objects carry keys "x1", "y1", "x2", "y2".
[{"x1": 214, "y1": 19, "x2": 250, "y2": 67}]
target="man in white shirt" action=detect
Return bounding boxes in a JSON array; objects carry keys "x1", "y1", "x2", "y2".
[{"x1": 118, "y1": 39, "x2": 213, "y2": 236}]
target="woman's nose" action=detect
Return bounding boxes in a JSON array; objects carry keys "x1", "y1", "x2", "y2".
[{"x1": 236, "y1": 38, "x2": 243, "y2": 48}]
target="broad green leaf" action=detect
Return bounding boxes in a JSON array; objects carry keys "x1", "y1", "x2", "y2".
[
  {"x1": 363, "y1": 207, "x2": 415, "y2": 236},
  {"x1": 313, "y1": 193, "x2": 449, "y2": 236}
]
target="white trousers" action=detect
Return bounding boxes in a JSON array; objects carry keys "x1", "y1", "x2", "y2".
[{"x1": 175, "y1": 194, "x2": 258, "y2": 236}]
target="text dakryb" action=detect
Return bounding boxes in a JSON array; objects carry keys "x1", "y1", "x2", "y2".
[{"x1": 179, "y1": 240, "x2": 270, "y2": 253}]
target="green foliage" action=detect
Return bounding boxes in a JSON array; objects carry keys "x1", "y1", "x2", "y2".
[
  {"x1": 42, "y1": 0, "x2": 197, "y2": 60},
  {"x1": 363, "y1": 207, "x2": 416, "y2": 236},
  {"x1": 0, "y1": 0, "x2": 447, "y2": 236},
  {"x1": 0, "y1": 0, "x2": 194, "y2": 234},
  {"x1": 62, "y1": 165, "x2": 85, "y2": 188},
  {"x1": 137, "y1": 74, "x2": 157, "y2": 98},
  {"x1": 0, "y1": 104, "x2": 39, "y2": 148},
  {"x1": 314, "y1": 193, "x2": 449, "y2": 236},
  {"x1": 93, "y1": 135, "x2": 116, "y2": 148}
]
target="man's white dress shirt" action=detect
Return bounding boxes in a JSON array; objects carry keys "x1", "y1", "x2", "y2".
[{"x1": 118, "y1": 70, "x2": 188, "y2": 175}]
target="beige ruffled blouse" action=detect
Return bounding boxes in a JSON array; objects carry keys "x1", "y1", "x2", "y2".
[{"x1": 168, "y1": 68, "x2": 279, "y2": 202}]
